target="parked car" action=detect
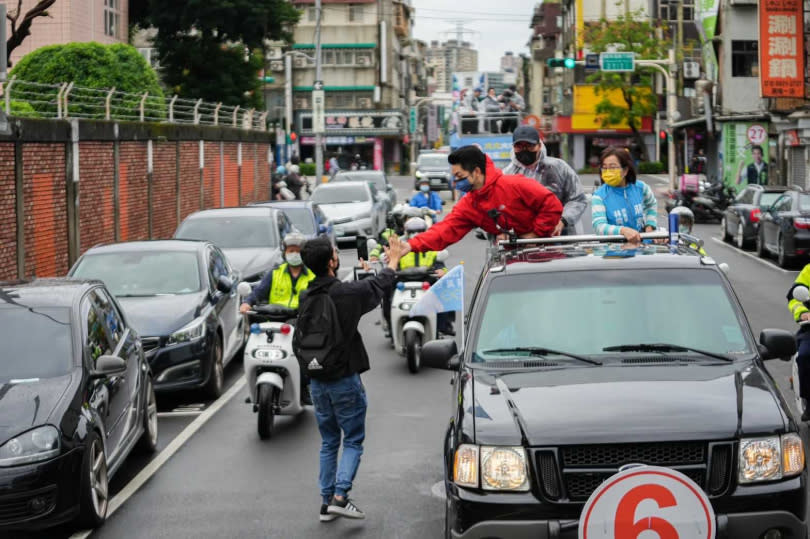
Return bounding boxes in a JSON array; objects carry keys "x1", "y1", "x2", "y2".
[
  {"x1": 250, "y1": 200, "x2": 335, "y2": 244},
  {"x1": 310, "y1": 181, "x2": 387, "y2": 242},
  {"x1": 174, "y1": 207, "x2": 291, "y2": 282},
  {"x1": 414, "y1": 152, "x2": 453, "y2": 195},
  {"x1": 721, "y1": 185, "x2": 787, "y2": 249},
  {"x1": 69, "y1": 240, "x2": 245, "y2": 398},
  {"x1": 422, "y1": 239, "x2": 803, "y2": 538},
  {"x1": 756, "y1": 188, "x2": 810, "y2": 268},
  {"x1": 332, "y1": 170, "x2": 397, "y2": 211},
  {"x1": 0, "y1": 279, "x2": 157, "y2": 531}
]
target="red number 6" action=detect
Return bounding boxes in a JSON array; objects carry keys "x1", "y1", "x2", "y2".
[{"x1": 614, "y1": 484, "x2": 679, "y2": 539}]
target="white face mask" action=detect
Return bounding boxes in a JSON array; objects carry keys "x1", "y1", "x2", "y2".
[{"x1": 286, "y1": 252, "x2": 303, "y2": 267}]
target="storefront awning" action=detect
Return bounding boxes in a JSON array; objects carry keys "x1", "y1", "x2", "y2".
[{"x1": 670, "y1": 117, "x2": 707, "y2": 129}]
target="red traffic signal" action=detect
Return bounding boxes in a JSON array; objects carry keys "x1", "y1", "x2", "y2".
[{"x1": 659, "y1": 130, "x2": 667, "y2": 140}]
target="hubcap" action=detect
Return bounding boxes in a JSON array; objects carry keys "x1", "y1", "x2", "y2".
[
  {"x1": 146, "y1": 382, "x2": 158, "y2": 445},
  {"x1": 89, "y1": 440, "x2": 108, "y2": 517}
]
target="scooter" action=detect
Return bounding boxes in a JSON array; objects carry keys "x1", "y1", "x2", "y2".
[
  {"x1": 790, "y1": 285, "x2": 810, "y2": 419},
  {"x1": 236, "y1": 282, "x2": 303, "y2": 440},
  {"x1": 690, "y1": 181, "x2": 734, "y2": 222},
  {"x1": 389, "y1": 250, "x2": 450, "y2": 374}
]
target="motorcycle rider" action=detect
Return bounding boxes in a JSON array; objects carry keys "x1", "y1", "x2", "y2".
[
  {"x1": 410, "y1": 177, "x2": 443, "y2": 214},
  {"x1": 240, "y1": 232, "x2": 315, "y2": 312},
  {"x1": 368, "y1": 205, "x2": 415, "y2": 261},
  {"x1": 669, "y1": 206, "x2": 706, "y2": 255},
  {"x1": 788, "y1": 263, "x2": 810, "y2": 421},
  {"x1": 503, "y1": 126, "x2": 587, "y2": 235}
]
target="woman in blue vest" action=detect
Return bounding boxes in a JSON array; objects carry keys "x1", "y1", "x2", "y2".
[{"x1": 591, "y1": 146, "x2": 658, "y2": 243}]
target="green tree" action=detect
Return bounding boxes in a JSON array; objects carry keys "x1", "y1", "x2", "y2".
[
  {"x1": 133, "y1": 0, "x2": 300, "y2": 108},
  {"x1": 8, "y1": 42, "x2": 165, "y2": 119},
  {"x1": 583, "y1": 11, "x2": 669, "y2": 161}
]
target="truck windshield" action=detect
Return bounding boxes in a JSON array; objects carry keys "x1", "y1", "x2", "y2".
[{"x1": 473, "y1": 269, "x2": 753, "y2": 362}]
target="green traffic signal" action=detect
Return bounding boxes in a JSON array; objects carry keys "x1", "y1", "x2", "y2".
[{"x1": 546, "y1": 58, "x2": 576, "y2": 69}]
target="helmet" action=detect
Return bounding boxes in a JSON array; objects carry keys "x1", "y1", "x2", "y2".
[
  {"x1": 392, "y1": 203, "x2": 408, "y2": 214},
  {"x1": 276, "y1": 165, "x2": 286, "y2": 174},
  {"x1": 404, "y1": 217, "x2": 428, "y2": 236},
  {"x1": 282, "y1": 231, "x2": 307, "y2": 250},
  {"x1": 670, "y1": 206, "x2": 695, "y2": 234},
  {"x1": 403, "y1": 206, "x2": 423, "y2": 218}
]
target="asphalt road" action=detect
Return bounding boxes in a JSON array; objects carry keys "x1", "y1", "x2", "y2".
[{"x1": 33, "y1": 173, "x2": 804, "y2": 539}]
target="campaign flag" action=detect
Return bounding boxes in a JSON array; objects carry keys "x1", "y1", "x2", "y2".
[{"x1": 410, "y1": 265, "x2": 464, "y2": 316}]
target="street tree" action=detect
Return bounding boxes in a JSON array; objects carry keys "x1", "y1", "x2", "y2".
[
  {"x1": 583, "y1": 11, "x2": 669, "y2": 161},
  {"x1": 132, "y1": 0, "x2": 300, "y2": 108},
  {"x1": 4, "y1": 0, "x2": 58, "y2": 67}
]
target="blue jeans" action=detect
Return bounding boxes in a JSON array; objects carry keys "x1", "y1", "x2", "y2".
[{"x1": 310, "y1": 373, "x2": 367, "y2": 504}]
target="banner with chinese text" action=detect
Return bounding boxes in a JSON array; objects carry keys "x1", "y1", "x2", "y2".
[
  {"x1": 760, "y1": 0, "x2": 805, "y2": 98},
  {"x1": 721, "y1": 122, "x2": 770, "y2": 190}
]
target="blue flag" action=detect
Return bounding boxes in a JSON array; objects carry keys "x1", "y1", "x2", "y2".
[{"x1": 410, "y1": 265, "x2": 464, "y2": 316}]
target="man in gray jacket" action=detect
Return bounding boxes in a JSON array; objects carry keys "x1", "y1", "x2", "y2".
[{"x1": 502, "y1": 125, "x2": 587, "y2": 236}]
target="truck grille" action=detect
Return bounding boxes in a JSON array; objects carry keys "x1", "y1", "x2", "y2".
[{"x1": 535, "y1": 441, "x2": 732, "y2": 503}]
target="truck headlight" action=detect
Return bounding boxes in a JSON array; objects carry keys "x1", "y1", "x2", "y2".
[
  {"x1": 453, "y1": 444, "x2": 478, "y2": 487},
  {"x1": 739, "y1": 434, "x2": 805, "y2": 483},
  {"x1": 481, "y1": 446, "x2": 529, "y2": 491},
  {"x1": 0, "y1": 425, "x2": 61, "y2": 466},
  {"x1": 168, "y1": 316, "x2": 206, "y2": 345}
]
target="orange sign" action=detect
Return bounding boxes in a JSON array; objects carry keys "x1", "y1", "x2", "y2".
[{"x1": 760, "y1": 0, "x2": 805, "y2": 98}]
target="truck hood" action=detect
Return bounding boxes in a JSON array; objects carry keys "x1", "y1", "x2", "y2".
[
  {"x1": 318, "y1": 202, "x2": 372, "y2": 223},
  {"x1": 471, "y1": 363, "x2": 788, "y2": 446},
  {"x1": 117, "y1": 293, "x2": 207, "y2": 337}
]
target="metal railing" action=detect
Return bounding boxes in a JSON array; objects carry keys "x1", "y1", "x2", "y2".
[
  {"x1": 2, "y1": 77, "x2": 270, "y2": 131},
  {"x1": 454, "y1": 111, "x2": 524, "y2": 135}
]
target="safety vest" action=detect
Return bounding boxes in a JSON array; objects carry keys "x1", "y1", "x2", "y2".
[
  {"x1": 370, "y1": 228, "x2": 396, "y2": 259},
  {"x1": 399, "y1": 251, "x2": 437, "y2": 270},
  {"x1": 268, "y1": 263, "x2": 315, "y2": 309},
  {"x1": 789, "y1": 264, "x2": 810, "y2": 322}
]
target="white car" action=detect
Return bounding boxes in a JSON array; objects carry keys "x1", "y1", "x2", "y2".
[{"x1": 311, "y1": 181, "x2": 388, "y2": 241}]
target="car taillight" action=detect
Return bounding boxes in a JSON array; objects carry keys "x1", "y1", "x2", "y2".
[
  {"x1": 795, "y1": 217, "x2": 810, "y2": 230},
  {"x1": 280, "y1": 324, "x2": 292, "y2": 335},
  {"x1": 750, "y1": 208, "x2": 761, "y2": 223},
  {"x1": 422, "y1": 281, "x2": 431, "y2": 291}
]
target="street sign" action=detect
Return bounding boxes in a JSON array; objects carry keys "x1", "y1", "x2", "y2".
[
  {"x1": 585, "y1": 53, "x2": 599, "y2": 70},
  {"x1": 312, "y1": 89, "x2": 325, "y2": 134},
  {"x1": 599, "y1": 52, "x2": 635, "y2": 72},
  {"x1": 578, "y1": 466, "x2": 715, "y2": 539},
  {"x1": 313, "y1": 80, "x2": 324, "y2": 91},
  {"x1": 409, "y1": 106, "x2": 417, "y2": 134}
]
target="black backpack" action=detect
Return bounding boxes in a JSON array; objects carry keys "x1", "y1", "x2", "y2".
[{"x1": 293, "y1": 283, "x2": 345, "y2": 380}]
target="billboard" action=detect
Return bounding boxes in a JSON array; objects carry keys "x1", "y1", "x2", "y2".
[
  {"x1": 759, "y1": 0, "x2": 804, "y2": 98},
  {"x1": 721, "y1": 122, "x2": 769, "y2": 189}
]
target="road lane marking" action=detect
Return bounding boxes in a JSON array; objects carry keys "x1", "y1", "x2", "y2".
[
  {"x1": 709, "y1": 237, "x2": 798, "y2": 275},
  {"x1": 156, "y1": 411, "x2": 204, "y2": 418},
  {"x1": 69, "y1": 376, "x2": 247, "y2": 539}
]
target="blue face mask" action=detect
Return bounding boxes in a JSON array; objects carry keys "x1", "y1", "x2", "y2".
[
  {"x1": 454, "y1": 176, "x2": 473, "y2": 193},
  {"x1": 420, "y1": 184, "x2": 430, "y2": 193}
]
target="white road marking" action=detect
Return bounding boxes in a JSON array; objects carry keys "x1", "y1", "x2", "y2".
[
  {"x1": 709, "y1": 237, "x2": 798, "y2": 275},
  {"x1": 69, "y1": 376, "x2": 247, "y2": 539},
  {"x1": 156, "y1": 411, "x2": 204, "y2": 418}
]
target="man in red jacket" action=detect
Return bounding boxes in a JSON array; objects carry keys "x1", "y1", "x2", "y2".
[{"x1": 402, "y1": 145, "x2": 563, "y2": 254}]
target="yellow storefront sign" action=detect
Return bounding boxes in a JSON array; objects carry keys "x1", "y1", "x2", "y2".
[{"x1": 571, "y1": 85, "x2": 649, "y2": 131}]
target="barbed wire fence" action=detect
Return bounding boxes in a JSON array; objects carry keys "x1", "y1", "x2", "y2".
[{"x1": 1, "y1": 77, "x2": 270, "y2": 131}]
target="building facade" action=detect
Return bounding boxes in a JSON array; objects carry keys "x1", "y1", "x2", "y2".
[
  {"x1": 2, "y1": 0, "x2": 128, "y2": 65},
  {"x1": 425, "y1": 39, "x2": 478, "y2": 93}
]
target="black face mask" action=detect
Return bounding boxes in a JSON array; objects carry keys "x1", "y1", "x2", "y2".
[{"x1": 516, "y1": 150, "x2": 538, "y2": 166}]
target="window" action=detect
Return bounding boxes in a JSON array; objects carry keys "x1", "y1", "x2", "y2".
[
  {"x1": 84, "y1": 290, "x2": 123, "y2": 363},
  {"x1": 772, "y1": 195, "x2": 792, "y2": 212},
  {"x1": 307, "y1": 7, "x2": 317, "y2": 22},
  {"x1": 104, "y1": 0, "x2": 120, "y2": 38},
  {"x1": 737, "y1": 188, "x2": 755, "y2": 205},
  {"x1": 208, "y1": 247, "x2": 231, "y2": 290},
  {"x1": 335, "y1": 94, "x2": 354, "y2": 107},
  {"x1": 732, "y1": 41, "x2": 759, "y2": 77},
  {"x1": 355, "y1": 51, "x2": 373, "y2": 66},
  {"x1": 323, "y1": 50, "x2": 335, "y2": 65},
  {"x1": 349, "y1": 5, "x2": 364, "y2": 22},
  {"x1": 657, "y1": 0, "x2": 694, "y2": 24}
]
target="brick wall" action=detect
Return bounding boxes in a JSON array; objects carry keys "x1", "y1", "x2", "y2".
[{"x1": 0, "y1": 121, "x2": 275, "y2": 281}]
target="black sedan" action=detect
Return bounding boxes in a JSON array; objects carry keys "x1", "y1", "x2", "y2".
[
  {"x1": 250, "y1": 200, "x2": 336, "y2": 243},
  {"x1": 720, "y1": 185, "x2": 786, "y2": 249},
  {"x1": 69, "y1": 240, "x2": 246, "y2": 398},
  {"x1": 0, "y1": 279, "x2": 157, "y2": 531},
  {"x1": 756, "y1": 188, "x2": 810, "y2": 268}
]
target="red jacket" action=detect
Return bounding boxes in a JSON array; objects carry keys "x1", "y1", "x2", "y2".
[{"x1": 408, "y1": 155, "x2": 563, "y2": 252}]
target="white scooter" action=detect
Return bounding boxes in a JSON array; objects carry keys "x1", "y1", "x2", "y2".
[
  {"x1": 237, "y1": 282, "x2": 304, "y2": 440},
  {"x1": 790, "y1": 285, "x2": 810, "y2": 418},
  {"x1": 389, "y1": 250, "x2": 450, "y2": 374}
]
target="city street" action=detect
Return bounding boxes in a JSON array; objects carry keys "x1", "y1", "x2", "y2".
[{"x1": 17, "y1": 173, "x2": 794, "y2": 539}]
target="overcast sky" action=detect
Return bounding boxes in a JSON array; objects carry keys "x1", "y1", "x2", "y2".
[{"x1": 411, "y1": 0, "x2": 533, "y2": 72}]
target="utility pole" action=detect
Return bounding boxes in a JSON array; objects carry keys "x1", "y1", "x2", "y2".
[
  {"x1": 677, "y1": 0, "x2": 684, "y2": 94},
  {"x1": 314, "y1": 0, "x2": 324, "y2": 182},
  {"x1": 284, "y1": 54, "x2": 293, "y2": 164}
]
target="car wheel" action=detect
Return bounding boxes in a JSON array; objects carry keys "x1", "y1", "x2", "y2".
[
  {"x1": 405, "y1": 329, "x2": 422, "y2": 374},
  {"x1": 735, "y1": 222, "x2": 747, "y2": 250},
  {"x1": 76, "y1": 431, "x2": 108, "y2": 528},
  {"x1": 720, "y1": 217, "x2": 731, "y2": 242},
  {"x1": 136, "y1": 377, "x2": 159, "y2": 453},
  {"x1": 778, "y1": 233, "x2": 794, "y2": 268},
  {"x1": 756, "y1": 229, "x2": 768, "y2": 258},
  {"x1": 257, "y1": 384, "x2": 277, "y2": 440},
  {"x1": 203, "y1": 335, "x2": 224, "y2": 399}
]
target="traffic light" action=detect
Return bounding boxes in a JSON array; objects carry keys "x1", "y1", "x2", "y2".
[
  {"x1": 547, "y1": 58, "x2": 576, "y2": 69},
  {"x1": 659, "y1": 130, "x2": 667, "y2": 141}
]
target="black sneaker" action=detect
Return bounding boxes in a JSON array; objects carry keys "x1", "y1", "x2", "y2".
[
  {"x1": 327, "y1": 497, "x2": 365, "y2": 519},
  {"x1": 320, "y1": 504, "x2": 338, "y2": 522}
]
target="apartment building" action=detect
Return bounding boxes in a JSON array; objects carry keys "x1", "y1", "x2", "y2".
[{"x1": 425, "y1": 39, "x2": 478, "y2": 93}]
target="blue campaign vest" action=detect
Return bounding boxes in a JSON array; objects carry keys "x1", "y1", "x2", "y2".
[{"x1": 595, "y1": 182, "x2": 647, "y2": 231}]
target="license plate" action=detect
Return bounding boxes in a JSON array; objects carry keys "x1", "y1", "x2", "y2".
[{"x1": 430, "y1": 178, "x2": 442, "y2": 185}]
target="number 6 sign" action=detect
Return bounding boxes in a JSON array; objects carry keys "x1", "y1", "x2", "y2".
[{"x1": 579, "y1": 466, "x2": 716, "y2": 539}]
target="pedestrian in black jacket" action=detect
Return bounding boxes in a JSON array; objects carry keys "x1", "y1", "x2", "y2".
[{"x1": 300, "y1": 234, "x2": 404, "y2": 522}]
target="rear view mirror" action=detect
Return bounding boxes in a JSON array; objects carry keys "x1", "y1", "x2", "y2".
[
  {"x1": 793, "y1": 286, "x2": 810, "y2": 303},
  {"x1": 216, "y1": 275, "x2": 234, "y2": 294},
  {"x1": 422, "y1": 339, "x2": 460, "y2": 370},
  {"x1": 237, "y1": 281, "x2": 252, "y2": 297},
  {"x1": 759, "y1": 329, "x2": 797, "y2": 361},
  {"x1": 93, "y1": 355, "x2": 127, "y2": 377}
]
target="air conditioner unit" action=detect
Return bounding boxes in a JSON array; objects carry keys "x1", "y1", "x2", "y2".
[
  {"x1": 357, "y1": 98, "x2": 372, "y2": 109},
  {"x1": 683, "y1": 61, "x2": 700, "y2": 79},
  {"x1": 294, "y1": 57, "x2": 307, "y2": 68},
  {"x1": 357, "y1": 56, "x2": 369, "y2": 66},
  {"x1": 270, "y1": 61, "x2": 284, "y2": 72},
  {"x1": 266, "y1": 47, "x2": 283, "y2": 60}
]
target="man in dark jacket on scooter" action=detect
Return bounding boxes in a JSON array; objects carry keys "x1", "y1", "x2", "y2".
[{"x1": 300, "y1": 234, "x2": 404, "y2": 522}]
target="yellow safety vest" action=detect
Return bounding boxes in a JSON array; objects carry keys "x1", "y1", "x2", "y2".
[
  {"x1": 268, "y1": 264, "x2": 315, "y2": 309},
  {"x1": 399, "y1": 251, "x2": 437, "y2": 270},
  {"x1": 789, "y1": 264, "x2": 810, "y2": 321},
  {"x1": 370, "y1": 228, "x2": 396, "y2": 259}
]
